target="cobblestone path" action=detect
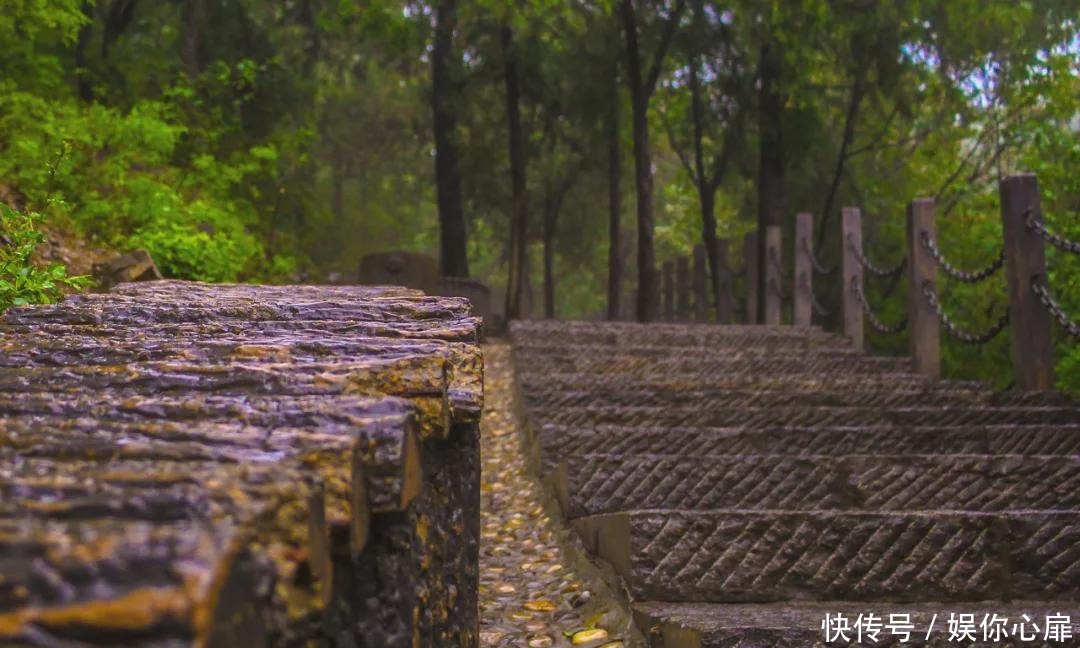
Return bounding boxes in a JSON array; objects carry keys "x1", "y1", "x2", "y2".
[{"x1": 479, "y1": 343, "x2": 632, "y2": 648}]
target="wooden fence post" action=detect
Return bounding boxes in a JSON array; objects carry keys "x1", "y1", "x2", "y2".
[
  {"x1": 764, "y1": 225, "x2": 783, "y2": 325},
  {"x1": 793, "y1": 212, "x2": 813, "y2": 327},
  {"x1": 841, "y1": 207, "x2": 864, "y2": 351},
  {"x1": 906, "y1": 198, "x2": 941, "y2": 379},
  {"x1": 662, "y1": 261, "x2": 675, "y2": 321},
  {"x1": 676, "y1": 256, "x2": 690, "y2": 321},
  {"x1": 744, "y1": 232, "x2": 759, "y2": 325},
  {"x1": 1000, "y1": 173, "x2": 1055, "y2": 391},
  {"x1": 716, "y1": 238, "x2": 734, "y2": 324}
]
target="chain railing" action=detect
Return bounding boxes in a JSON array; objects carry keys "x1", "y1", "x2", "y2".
[
  {"x1": 799, "y1": 272, "x2": 830, "y2": 317},
  {"x1": 919, "y1": 231, "x2": 1006, "y2": 283},
  {"x1": 851, "y1": 277, "x2": 907, "y2": 334},
  {"x1": 920, "y1": 282, "x2": 1010, "y2": 345},
  {"x1": 1025, "y1": 209, "x2": 1080, "y2": 255},
  {"x1": 1031, "y1": 280, "x2": 1080, "y2": 339},
  {"x1": 846, "y1": 233, "x2": 907, "y2": 278},
  {"x1": 802, "y1": 237, "x2": 837, "y2": 275}
]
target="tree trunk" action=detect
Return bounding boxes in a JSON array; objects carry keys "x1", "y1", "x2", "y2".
[
  {"x1": 606, "y1": 69, "x2": 623, "y2": 320},
  {"x1": 756, "y1": 40, "x2": 785, "y2": 322},
  {"x1": 181, "y1": 0, "x2": 203, "y2": 78},
  {"x1": 621, "y1": 0, "x2": 653, "y2": 322},
  {"x1": 430, "y1": 0, "x2": 469, "y2": 278},
  {"x1": 502, "y1": 25, "x2": 528, "y2": 321},
  {"x1": 817, "y1": 73, "x2": 864, "y2": 251},
  {"x1": 688, "y1": 54, "x2": 724, "y2": 318},
  {"x1": 75, "y1": 1, "x2": 95, "y2": 102}
]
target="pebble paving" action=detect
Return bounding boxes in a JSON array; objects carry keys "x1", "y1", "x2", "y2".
[{"x1": 479, "y1": 343, "x2": 633, "y2": 648}]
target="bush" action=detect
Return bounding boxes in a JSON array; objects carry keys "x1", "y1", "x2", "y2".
[{"x1": 0, "y1": 202, "x2": 91, "y2": 310}]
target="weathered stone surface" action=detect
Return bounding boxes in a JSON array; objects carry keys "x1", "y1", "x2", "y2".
[
  {"x1": 508, "y1": 319, "x2": 1080, "y2": 647},
  {"x1": 532, "y1": 424, "x2": 1080, "y2": 472},
  {"x1": 633, "y1": 601, "x2": 1080, "y2": 647},
  {"x1": 557, "y1": 454, "x2": 1080, "y2": 517},
  {"x1": 0, "y1": 281, "x2": 484, "y2": 647},
  {"x1": 533, "y1": 403, "x2": 1080, "y2": 431},
  {"x1": 509, "y1": 320, "x2": 851, "y2": 349},
  {"x1": 574, "y1": 510, "x2": 1080, "y2": 602}
]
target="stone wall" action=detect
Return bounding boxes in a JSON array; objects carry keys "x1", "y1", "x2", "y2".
[{"x1": 0, "y1": 280, "x2": 483, "y2": 647}]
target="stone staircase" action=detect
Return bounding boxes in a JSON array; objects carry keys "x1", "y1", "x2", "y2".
[{"x1": 509, "y1": 321, "x2": 1080, "y2": 647}]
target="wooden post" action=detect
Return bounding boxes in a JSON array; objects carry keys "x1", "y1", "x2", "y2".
[
  {"x1": 1000, "y1": 173, "x2": 1054, "y2": 391},
  {"x1": 662, "y1": 261, "x2": 675, "y2": 321},
  {"x1": 692, "y1": 244, "x2": 707, "y2": 321},
  {"x1": 744, "y1": 232, "x2": 759, "y2": 325},
  {"x1": 793, "y1": 212, "x2": 813, "y2": 327},
  {"x1": 676, "y1": 257, "x2": 690, "y2": 321},
  {"x1": 841, "y1": 207, "x2": 864, "y2": 350},
  {"x1": 764, "y1": 225, "x2": 783, "y2": 325},
  {"x1": 716, "y1": 238, "x2": 734, "y2": 324},
  {"x1": 906, "y1": 198, "x2": 940, "y2": 379}
]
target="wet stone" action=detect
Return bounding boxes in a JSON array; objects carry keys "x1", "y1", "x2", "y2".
[
  {"x1": 478, "y1": 344, "x2": 632, "y2": 647},
  {"x1": 0, "y1": 281, "x2": 484, "y2": 647}
]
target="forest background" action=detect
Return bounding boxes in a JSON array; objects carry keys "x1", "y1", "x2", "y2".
[{"x1": 0, "y1": 0, "x2": 1077, "y2": 390}]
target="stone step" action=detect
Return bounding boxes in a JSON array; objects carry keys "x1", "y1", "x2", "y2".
[
  {"x1": 5, "y1": 292, "x2": 475, "y2": 327},
  {"x1": 513, "y1": 339, "x2": 855, "y2": 358},
  {"x1": 525, "y1": 386, "x2": 1071, "y2": 411},
  {"x1": 572, "y1": 510, "x2": 1080, "y2": 603},
  {"x1": 532, "y1": 424, "x2": 1080, "y2": 472},
  {"x1": 534, "y1": 404, "x2": 1080, "y2": 431},
  {"x1": 555, "y1": 454, "x2": 1080, "y2": 518},
  {"x1": 513, "y1": 351, "x2": 912, "y2": 378},
  {"x1": 524, "y1": 386, "x2": 1006, "y2": 411},
  {"x1": 633, "y1": 600, "x2": 1080, "y2": 647},
  {"x1": 509, "y1": 321, "x2": 847, "y2": 348}
]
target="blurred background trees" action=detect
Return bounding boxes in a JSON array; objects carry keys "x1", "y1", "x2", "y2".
[{"x1": 0, "y1": 0, "x2": 1077, "y2": 386}]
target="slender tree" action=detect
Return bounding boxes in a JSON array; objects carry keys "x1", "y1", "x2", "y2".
[
  {"x1": 621, "y1": 0, "x2": 685, "y2": 322},
  {"x1": 431, "y1": 0, "x2": 469, "y2": 277},
  {"x1": 502, "y1": 24, "x2": 528, "y2": 319},
  {"x1": 606, "y1": 63, "x2": 623, "y2": 320},
  {"x1": 755, "y1": 38, "x2": 784, "y2": 321}
]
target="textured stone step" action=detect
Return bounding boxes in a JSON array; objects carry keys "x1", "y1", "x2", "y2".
[
  {"x1": 0, "y1": 459, "x2": 333, "y2": 630},
  {"x1": 514, "y1": 351, "x2": 913, "y2": 379},
  {"x1": 633, "y1": 601, "x2": 1080, "y2": 647},
  {"x1": 4, "y1": 292, "x2": 475, "y2": 327},
  {"x1": 2, "y1": 316, "x2": 481, "y2": 343},
  {"x1": 556, "y1": 454, "x2": 1080, "y2": 518},
  {"x1": 573, "y1": 510, "x2": 1080, "y2": 603},
  {"x1": 0, "y1": 402, "x2": 420, "y2": 516},
  {"x1": 534, "y1": 403, "x2": 1080, "y2": 431},
  {"x1": 0, "y1": 333, "x2": 484, "y2": 425},
  {"x1": 509, "y1": 320, "x2": 848, "y2": 348},
  {"x1": 0, "y1": 357, "x2": 461, "y2": 437},
  {"x1": 524, "y1": 386, "x2": 1002, "y2": 411},
  {"x1": 532, "y1": 424, "x2": 1080, "y2": 471}
]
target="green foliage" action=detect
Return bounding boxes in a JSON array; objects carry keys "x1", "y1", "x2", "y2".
[{"x1": 0, "y1": 203, "x2": 91, "y2": 311}]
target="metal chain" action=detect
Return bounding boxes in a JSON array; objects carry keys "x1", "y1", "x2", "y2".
[
  {"x1": 1025, "y1": 209, "x2": 1080, "y2": 255},
  {"x1": 799, "y1": 272, "x2": 831, "y2": 317},
  {"x1": 1031, "y1": 279, "x2": 1080, "y2": 339},
  {"x1": 920, "y1": 281, "x2": 1010, "y2": 345},
  {"x1": 919, "y1": 231, "x2": 1006, "y2": 283},
  {"x1": 850, "y1": 277, "x2": 907, "y2": 334},
  {"x1": 769, "y1": 277, "x2": 789, "y2": 302},
  {"x1": 768, "y1": 247, "x2": 789, "y2": 282},
  {"x1": 846, "y1": 234, "x2": 907, "y2": 278},
  {"x1": 801, "y1": 237, "x2": 838, "y2": 276}
]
